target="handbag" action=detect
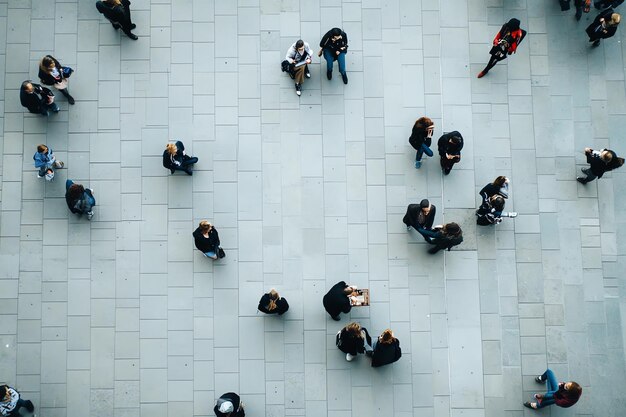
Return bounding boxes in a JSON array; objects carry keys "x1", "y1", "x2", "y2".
[
  {"x1": 62, "y1": 67, "x2": 73, "y2": 78},
  {"x1": 218, "y1": 247, "x2": 226, "y2": 258},
  {"x1": 54, "y1": 79, "x2": 69, "y2": 90}
]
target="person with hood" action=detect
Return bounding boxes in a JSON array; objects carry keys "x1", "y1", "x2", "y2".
[
  {"x1": 323, "y1": 281, "x2": 357, "y2": 321},
  {"x1": 586, "y1": 8, "x2": 621, "y2": 46},
  {"x1": 577, "y1": 147, "x2": 624, "y2": 183},
  {"x1": 20, "y1": 81, "x2": 58, "y2": 116},
  {"x1": 214, "y1": 392, "x2": 244, "y2": 417},
  {"x1": 403, "y1": 199, "x2": 437, "y2": 239},
  {"x1": 336, "y1": 322, "x2": 372, "y2": 361},
  {"x1": 408, "y1": 117, "x2": 435, "y2": 169},
  {"x1": 192, "y1": 221, "x2": 221, "y2": 260},
  {"x1": 95, "y1": 0, "x2": 138, "y2": 40},
  {"x1": 33, "y1": 144, "x2": 64, "y2": 178},
  {"x1": 258, "y1": 289, "x2": 289, "y2": 315},
  {"x1": 65, "y1": 180, "x2": 96, "y2": 220},
  {"x1": 370, "y1": 329, "x2": 402, "y2": 367},
  {"x1": 477, "y1": 18, "x2": 527, "y2": 78},
  {"x1": 417, "y1": 222, "x2": 464, "y2": 254},
  {"x1": 162, "y1": 141, "x2": 199, "y2": 175},
  {"x1": 523, "y1": 369, "x2": 582, "y2": 410}
]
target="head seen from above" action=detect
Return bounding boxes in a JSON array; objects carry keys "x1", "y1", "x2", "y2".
[
  {"x1": 199, "y1": 220, "x2": 212, "y2": 232},
  {"x1": 380, "y1": 329, "x2": 395, "y2": 344},
  {"x1": 40, "y1": 55, "x2": 57, "y2": 73},
  {"x1": 37, "y1": 144, "x2": 49, "y2": 154}
]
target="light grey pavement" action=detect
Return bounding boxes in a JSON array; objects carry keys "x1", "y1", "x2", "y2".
[{"x1": 0, "y1": 0, "x2": 625, "y2": 416}]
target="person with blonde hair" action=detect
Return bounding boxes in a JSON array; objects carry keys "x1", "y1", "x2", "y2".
[
  {"x1": 38, "y1": 55, "x2": 75, "y2": 105},
  {"x1": 192, "y1": 221, "x2": 222, "y2": 260},
  {"x1": 162, "y1": 141, "x2": 198, "y2": 175},
  {"x1": 586, "y1": 8, "x2": 621, "y2": 46},
  {"x1": 336, "y1": 322, "x2": 372, "y2": 361},
  {"x1": 577, "y1": 147, "x2": 624, "y2": 183},
  {"x1": 408, "y1": 117, "x2": 435, "y2": 168},
  {"x1": 370, "y1": 329, "x2": 402, "y2": 367},
  {"x1": 95, "y1": 0, "x2": 138, "y2": 40},
  {"x1": 258, "y1": 289, "x2": 289, "y2": 315}
]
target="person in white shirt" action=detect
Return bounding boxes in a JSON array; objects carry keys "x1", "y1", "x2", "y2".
[{"x1": 285, "y1": 39, "x2": 313, "y2": 96}]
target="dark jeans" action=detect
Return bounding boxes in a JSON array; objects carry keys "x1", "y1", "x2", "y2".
[
  {"x1": 415, "y1": 143, "x2": 434, "y2": 161},
  {"x1": 8, "y1": 399, "x2": 35, "y2": 416},
  {"x1": 537, "y1": 369, "x2": 559, "y2": 408},
  {"x1": 41, "y1": 101, "x2": 60, "y2": 116},
  {"x1": 323, "y1": 49, "x2": 346, "y2": 74},
  {"x1": 482, "y1": 54, "x2": 505, "y2": 74},
  {"x1": 416, "y1": 227, "x2": 440, "y2": 243}
]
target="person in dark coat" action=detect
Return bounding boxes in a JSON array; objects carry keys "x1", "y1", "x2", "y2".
[
  {"x1": 476, "y1": 195, "x2": 517, "y2": 226},
  {"x1": 319, "y1": 27, "x2": 349, "y2": 84},
  {"x1": 162, "y1": 141, "x2": 199, "y2": 175},
  {"x1": 418, "y1": 222, "x2": 463, "y2": 254},
  {"x1": 524, "y1": 369, "x2": 582, "y2": 410},
  {"x1": 403, "y1": 199, "x2": 437, "y2": 240},
  {"x1": 595, "y1": 0, "x2": 623, "y2": 10},
  {"x1": 323, "y1": 281, "x2": 357, "y2": 321},
  {"x1": 38, "y1": 55, "x2": 75, "y2": 105},
  {"x1": 409, "y1": 117, "x2": 435, "y2": 169},
  {"x1": 258, "y1": 289, "x2": 289, "y2": 315},
  {"x1": 371, "y1": 329, "x2": 402, "y2": 367},
  {"x1": 193, "y1": 221, "x2": 221, "y2": 259},
  {"x1": 214, "y1": 392, "x2": 245, "y2": 417},
  {"x1": 95, "y1": 0, "x2": 138, "y2": 40},
  {"x1": 65, "y1": 180, "x2": 96, "y2": 220},
  {"x1": 586, "y1": 8, "x2": 621, "y2": 46},
  {"x1": 437, "y1": 131, "x2": 464, "y2": 175},
  {"x1": 479, "y1": 176, "x2": 510, "y2": 204},
  {"x1": 336, "y1": 322, "x2": 372, "y2": 361},
  {"x1": 20, "y1": 81, "x2": 59, "y2": 116},
  {"x1": 477, "y1": 18, "x2": 527, "y2": 78},
  {"x1": 577, "y1": 147, "x2": 624, "y2": 183}
]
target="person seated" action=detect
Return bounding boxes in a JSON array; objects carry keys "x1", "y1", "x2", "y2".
[
  {"x1": 283, "y1": 39, "x2": 313, "y2": 96},
  {"x1": 33, "y1": 144, "x2": 63, "y2": 177},
  {"x1": 214, "y1": 392, "x2": 245, "y2": 417},
  {"x1": 322, "y1": 281, "x2": 358, "y2": 321},
  {"x1": 258, "y1": 289, "x2": 289, "y2": 315},
  {"x1": 65, "y1": 180, "x2": 96, "y2": 220},
  {"x1": 162, "y1": 141, "x2": 199, "y2": 175},
  {"x1": 476, "y1": 195, "x2": 517, "y2": 226}
]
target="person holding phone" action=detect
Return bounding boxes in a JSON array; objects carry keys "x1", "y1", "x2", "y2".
[
  {"x1": 20, "y1": 81, "x2": 58, "y2": 116},
  {"x1": 408, "y1": 117, "x2": 435, "y2": 169},
  {"x1": 319, "y1": 27, "x2": 349, "y2": 84},
  {"x1": 477, "y1": 18, "x2": 527, "y2": 78}
]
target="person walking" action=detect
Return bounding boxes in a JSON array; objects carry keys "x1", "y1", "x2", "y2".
[
  {"x1": 0, "y1": 385, "x2": 35, "y2": 417},
  {"x1": 162, "y1": 141, "x2": 199, "y2": 175},
  {"x1": 65, "y1": 180, "x2": 96, "y2": 220},
  {"x1": 437, "y1": 131, "x2": 464, "y2": 175},
  {"x1": 577, "y1": 147, "x2": 624, "y2": 183},
  {"x1": 38, "y1": 55, "x2": 75, "y2": 105},
  {"x1": 595, "y1": 0, "x2": 623, "y2": 10},
  {"x1": 477, "y1": 18, "x2": 527, "y2": 78},
  {"x1": 214, "y1": 392, "x2": 245, "y2": 417},
  {"x1": 371, "y1": 329, "x2": 402, "y2": 367},
  {"x1": 403, "y1": 199, "x2": 437, "y2": 238},
  {"x1": 258, "y1": 289, "x2": 289, "y2": 315},
  {"x1": 336, "y1": 322, "x2": 372, "y2": 362},
  {"x1": 283, "y1": 39, "x2": 313, "y2": 96},
  {"x1": 476, "y1": 195, "x2": 517, "y2": 226},
  {"x1": 20, "y1": 81, "x2": 58, "y2": 116},
  {"x1": 523, "y1": 369, "x2": 582, "y2": 410},
  {"x1": 193, "y1": 221, "x2": 222, "y2": 260},
  {"x1": 479, "y1": 176, "x2": 510, "y2": 204},
  {"x1": 319, "y1": 27, "x2": 349, "y2": 84},
  {"x1": 417, "y1": 222, "x2": 464, "y2": 254},
  {"x1": 33, "y1": 144, "x2": 64, "y2": 178},
  {"x1": 408, "y1": 117, "x2": 435, "y2": 169},
  {"x1": 586, "y1": 8, "x2": 621, "y2": 46},
  {"x1": 323, "y1": 281, "x2": 357, "y2": 321},
  {"x1": 95, "y1": 0, "x2": 138, "y2": 40}
]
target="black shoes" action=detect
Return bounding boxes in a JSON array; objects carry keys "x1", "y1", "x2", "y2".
[
  {"x1": 592, "y1": 40, "x2": 600, "y2": 47},
  {"x1": 130, "y1": 23, "x2": 136, "y2": 29},
  {"x1": 327, "y1": 70, "x2": 332, "y2": 80},
  {"x1": 428, "y1": 247, "x2": 440, "y2": 254},
  {"x1": 576, "y1": 177, "x2": 588, "y2": 184},
  {"x1": 332, "y1": 315, "x2": 340, "y2": 321},
  {"x1": 535, "y1": 375, "x2": 545, "y2": 383},
  {"x1": 67, "y1": 95, "x2": 75, "y2": 105},
  {"x1": 125, "y1": 32, "x2": 138, "y2": 40},
  {"x1": 341, "y1": 72, "x2": 348, "y2": 84}
]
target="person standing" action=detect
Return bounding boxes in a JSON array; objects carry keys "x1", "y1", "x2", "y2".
[
  {"x1": 162, "y1": 141, "x2": 199, "y2": 175},
  {"x1": 65, "y1": 180, "x2": 96, "y2": 220},
  {"x1": 577, "y1": 147, "x2": 624, "y2": 183},
  {"x1": 371, "y1": 329, "x2": 402, "y2": 367},
  {"x1": 586, "y1": 8, "x2": 621, "y2": 46},
  {"x1": 20, "y1": 81, "x2": 58, "y2": 116},
  {"x1": 284, "y1": 39, "x2": 313, "y2": 96},
  {"x1": 523, "y1": 369, "x2": 582, "y2": 410},
  {"x1": 595, "y1": 0, "x2": 623, "y2": 9},
  {"x1": 214, "y1": 392, "x2": 245, "y2": 417},
  {"x1": 193, "y1": 221, "x2": 221, "y2": 260},
  {"x1": 408, "y1": 117, "x2": 435, "y2": 169},
  {"x1": 319, "y1": 27, "x2": 349, "y2": 84},
  {"x1": 38, "y1": 55, "x2": 75, "y2": 105},
  {"x1": 95, "y1": 0, "x2": 138, "y2": 40},
  {"x1": 258, "y1": 289, "x2": 289, "y2": 315},
  {"x1": 477, "y1": 18, "x2": 527, "y2": 78},
  {"x1": 336, "y1": 322, "x2": 372, "y2": 361},
  {"x1": 33, "y1": 144, "x2": 64, "y2": 178},
  {"x1": 417, "y1": 222, "x2": 464, "y2": 254},
  {"x1": 403, "y1": 199, "x2": 437, "y2": 237},
  {"x1": 0, "y1": 385, "x2": 35, "y2": 417},
  {"x1": 322, "y1": 281, "x2": 357, "y2": 321},
  {"x1": 476, "y1": 195, "x2": 517, "y2": 226},
  {"x1": 479, "y1": 176, "x2": 510, "y2": 204},
  {"x1": 437, "y1": 131, "x2": 464, "y2": 175}
]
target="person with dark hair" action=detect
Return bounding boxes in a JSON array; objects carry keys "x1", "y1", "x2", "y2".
[
  {"x1": 437, "y1": 131, "x2": 464, "y2": 175},
  {"x1": 524, "y1": 369, "x2": 582, "y2": 409},
  {"x1": 20, "y1": 81, "x2": 58, "y2": 116},
  {"x1": 477, "y1": 18, "x2": 527, "y2": 78},
  {"x1": 409, "y1": 117, "x2": 435, "y2": 169},
  {"x1": 214, "y1": 392, "x2": 245, "y2": 417},
  {"x1": 65, "y1": 180, "x2": 96, "y2": 220},
  {"x1": 336, "y1": 322, "x2": 372, "y2": 361},
  {"x1": 586, "y1": 8, "x2": 621, "y2": 46},
  {"x1": 323, "y1": 281, "x2": 357, "y2": 321},
  {"x1": 479, "y1": 176, "x2": 510, "y2": 203},
  {"x1": 33, "y1": 144, "x2": 64, "y2": 178},
  {"x1": 0, "y1": 385, "x2": 35, "y2": 417},
  {"x1": 371, "y1": 329, "x2": 402, "y2": 367},
  {"x1": 95, "y1": 0, "x2": 138, "y2": 40},
  {"x1": 418, "y1": 222, "x2": 464, "y2": 254},
  {"x1": 38, "y1": 55, "x2": 75, "y2": 105},
  {"x1": 284, "y1": 39, "x2": 313, "y2": 96},
  {"x1": 162, "y1": 141, "x2": 198, "y2": 175},
  {"x1": 476, "y1": 195, "x2": 517, "y2": 226},
  {"x1": 319, "y1": 27, "x2": 349, "y2": 84},
  {"x1": 577, "y1": 147, "x2": 624, "y2": 183},
  {"x1": 403, "y1": 199, "x2": 437, "y2": 238},
  {"x1": 258, "y1": 289, "x2": 289, "y2": 315}
]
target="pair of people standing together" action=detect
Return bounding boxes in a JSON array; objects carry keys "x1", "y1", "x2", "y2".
[
  {"x1": 20, "y1": 55, "x2": 75, "y2": 116},
  {"x1": 408, "y1": 117, "x2": 464, "y2": 175}
]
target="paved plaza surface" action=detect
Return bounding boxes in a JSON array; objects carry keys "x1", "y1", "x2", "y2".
[{"x1": 1, "y1": 0, "x2": 626, "y2": 416}]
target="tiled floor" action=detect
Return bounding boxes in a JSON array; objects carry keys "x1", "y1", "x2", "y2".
[{"x1": 0, "y1": 0, "x2": 625, "y2": 416}]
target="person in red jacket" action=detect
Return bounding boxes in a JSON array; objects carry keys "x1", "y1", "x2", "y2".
[
  {"x1": 477, "y1": 18, "x2": 527, "y2": 78},
  {"x1": 524, "y1": 369, "x2": 582, "y2": 409}
]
